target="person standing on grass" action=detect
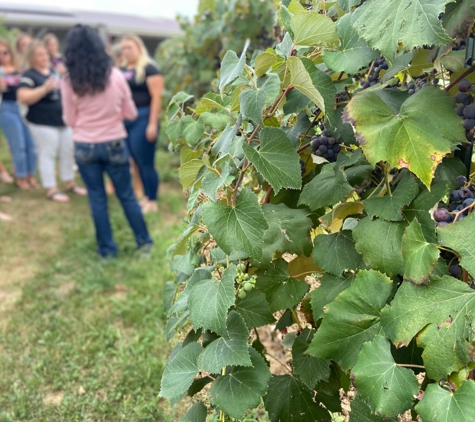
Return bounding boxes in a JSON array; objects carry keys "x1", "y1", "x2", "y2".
[
  {"x1": 17, "y1": 40, "x2": 87, "y2": 202},
  {"x1": 14, "y1": 32, "x2": 31, "y2": 71},
  {"x1": 62, "y1": 25, "x2": 153, "y2": 258},
  {"x1": 0, "y1": 38, "x2": 38, "y2": 190},
  {"x1": 121, "y1": 35, "x2": 163, "y2": 214},
  {"x1": 43, "y1": 33, "x2": 66, "y2": 76}
]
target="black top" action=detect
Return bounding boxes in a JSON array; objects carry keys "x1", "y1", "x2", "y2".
[
  {"x1": 19, "y1": 68, "x2": 64, "y2": 127},
  {"x1": 121, "y1": 63, "x2": 161, "y2": 108},
  {"x1": 1, "y1": 71, "x2": 21, "y2": 101}
]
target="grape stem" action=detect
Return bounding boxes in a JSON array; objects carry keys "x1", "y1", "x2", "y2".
[
  {"x1": 264, "y1": 187, "x2": 273, "y2": 204},
  {"x1": 452, "y1": 201, "x2": 475, "y2": 223},
  {"x1": 445, "y1": 63, "x2": 475, "y2": 92},
  {"x1": 265, "y1": 352, "x2": 292, "y2": 372},
  {"x1": 290, "y1": 308, "x2": 304, "y2": 331},
  {"x1": 384, "y1": 163, "x2": 392, "y2": 195},
  {"x1": 396, "y1": 364, "x2": 425, "y2": 369}
]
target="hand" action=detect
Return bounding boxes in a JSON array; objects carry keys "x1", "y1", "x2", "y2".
[
  {"x1": 43, "y1": 77, "x2": 59, "y2": 94},
  {"x1": 145, "y1": 122, "x2": 158, "y2": 143},
  {"x1": 54, "y1": 62, "x2": 67, "y2": 76},
  {"x1": 0, "y1": 77, "x2": 5, "y2": 92}
]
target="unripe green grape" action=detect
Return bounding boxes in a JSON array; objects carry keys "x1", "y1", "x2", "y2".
[
  {"x1": 236, "y1": 263, "x2": 246, "y2": 272},
  {"x1": 238, "y1": 290, "x2": 247, "y2": 299},
  {"x1": 244, "y1": 282, "x2": 253, "y2": 291},
  {"x1": 243, "y1": 273, "x2": 249, "y2": 280}
]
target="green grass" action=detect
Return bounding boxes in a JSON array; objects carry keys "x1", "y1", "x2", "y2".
[{"x1": 0, "y1": 144, "x2": 189, "y2": 421}]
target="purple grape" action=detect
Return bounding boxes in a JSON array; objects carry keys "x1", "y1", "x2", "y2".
[
  {"x1": 327, "y1": 149, "x2": 334, "y2": 158},
  {"x1": 311, "y1": 137, "x2": 321, "y2": 150},
  {"x1": 463, "y1": 198, "x2": 474, "y2": 207},
  {"x1": 449, "y1": 264, "x2": 462, "y2": 279},
  {"x1": 458, "y1": 79, "x2": 472, "y2": 93},
  {"x1": 463, "y1": 105, "x2": 475, "y2": 119},
  {"x1": 463, "y1": 119, "x2": 475, "y2": 130},
  {"x1": 456, "y1": 105, "x2": 466, "y2": 116},
  {"x1": 320, "y1": 136, "x2": 329, "y2": 145},
  {"x1": 437, "y1": 221, "x2": 449, "y2": 227},
  {"x1": 333, "y1": 144, "x2": 341, "y2": 153},
  {"x1": 322, "y1": 130, "x2": 330, "y2": 137},
  {"x1": 434, "y1": 208, "x2": 450, "y2": 222},
  {"x1": 318, "y1": 145, "x2": 328, "y2": 153},
  {"x1": 456, "y1": 175, "x2": 467, "y2": 186},
  {"x1": 460, "y1": 188, "x2": 474, "y2": 199},
  {"x1": 450, "y1": 190, "x2": 462, "y2": 202},
  {"x1": 328, "y1": 137, "x2": 336, "y2": 145}
]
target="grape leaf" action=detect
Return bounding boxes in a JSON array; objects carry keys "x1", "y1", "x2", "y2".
[
  {"x1": 415, "y1": 381, "x2": 475, "y2": 422},
  {"x1": 402, "y1": 219, "x2": 440, "y2": 284},
  {"x1": 337, "y1": 0, "x2": 362, "y2": 11},
  {"x1": 290, "y1": 11, "x2": 339, "y2": 48},
  {"x1": 313, "y1": 231, "x2": 363, "y2": 276},
  {"x1": 242, "y1": 128, "x2": 302, "y2": 194},
  {"x1": 235, "y1": 289, "x2": 276, "y2": 328},
  {"x1": 211, "y1": 123, "x2": 238, "y2": 156},
  {"x1": 292, "y1": 328, "x2": 331, "y2": 388},
  {"x1": 202, "y1": 188, "x2": 268, "y2": 260},
  {"x1": 364, "y1": 172, "x2": 420, "y2": 221},
  {"x1": 264, "y1": 375, "x2": 332, "y2": 422},
  {"x1": 344, "y1": 87, "x2": 465, "y2": 188},
  {"x1": 353, "y1": 217, "x2": 406, "y2": 277},
  {"x1": 254, "y1": 50, "x2": 277, "y2": 77},
  {"x1": 188, "y1": 265, "x2": 236, "y2": 336},
  {"x1": 219, "y1": 39, "x2": 250, "y2": 91},
  {"x1": 197, "y1": 311, "x2": 251, "y2": 373},
  {"x1": 261, "y1": 203, "x2": 313, "y2": 265},
  {"x1": 202, "y1": 162, "x2": 232, "y2": 202},
  {"x1": 299, "y1": 164, "x2": 353, "y2": 211},
  {"x1": 283, "y1": 89, "x2": 312, "y2": 114},
  {"x1": 179, "y1": 159, "x2": 206, "y2": 189},
  {"x1": 352, "y1": 336, "x2": 419, "y2": 417},
  {"x1": 352, "y1": 0, "x2": 452, "y2": 62},
  {"x1": 443, "y1": 0, "x2": 475, "y2": 40},
  {"x1": 256, "y1": 258, "x2": 309, "y2": 313},
  {"x1": 209, "y1": 348, "x2": 271, "y2": 420},
  {"x1": 438, "y1": 213, "x2": 475, "y2": 278},
  {"x1": 310, "y1": 273, "x2": 354, "y2": 321},
  {"x1": 180, "y1": 402, "x2": 207, "y2": 422},
  {"x1": 323, "y1": 14, "x2": 379, "y2": 75},
  {"x1": 239, "y1": 73, "x2": 281, "y2": 125},
  {"x1": 160, "y1": 342, "x2": 202, "y2": 400},
  {"x1": 307, "y1": 270, "x2": 393, "y2": 371},
  {"x1": 381, "y1": 276, "x2": 475, "y2": 380},
  {"x1": 349, "y1": 394, "x2": 393, "y2": 422}
]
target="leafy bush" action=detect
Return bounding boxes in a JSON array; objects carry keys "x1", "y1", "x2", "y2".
[{"x1": 161, "y1": 0, "x2": 475, "y2": 420}]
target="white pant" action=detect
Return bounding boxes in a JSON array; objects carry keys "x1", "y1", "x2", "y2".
[{"x1": 28, "y1": 123, "x2": 74, "y2": 189}]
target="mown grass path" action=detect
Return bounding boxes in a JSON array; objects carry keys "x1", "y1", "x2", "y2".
[{"x1": 0, "y1": 147, "x2": 187, "y2": 421}]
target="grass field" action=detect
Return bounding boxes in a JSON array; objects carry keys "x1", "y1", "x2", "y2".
[{"x1": 0, "y1": 145, "x2": 189, "y2": 421}]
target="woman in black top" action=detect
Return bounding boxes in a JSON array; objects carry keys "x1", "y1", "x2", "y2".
[
  {"x1": 121, "y1": 35, "x2": 164, "y2": 213},
  {"x1": 17, "y1": 40, "x2": 86, "y2": 202},
  {"x1": 0, "y1": 37, "x2": 37, "y2": 189}
]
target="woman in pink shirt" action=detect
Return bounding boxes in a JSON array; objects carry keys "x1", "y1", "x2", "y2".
[{"x1": 62, "y1": 25, "x2": 152, "y2": 257}]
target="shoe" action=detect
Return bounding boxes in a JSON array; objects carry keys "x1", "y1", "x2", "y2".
[
  {"x1": 136, "y1": 242, "x2": 153, "y2": 258},
  {"x1": 0, "y1": 172, "x2": 13, "y2": 184}
]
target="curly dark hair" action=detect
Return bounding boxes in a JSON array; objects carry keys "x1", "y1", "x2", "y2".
[{"x1": 64, "y1": 25, "x2": 112, "y2": 96}]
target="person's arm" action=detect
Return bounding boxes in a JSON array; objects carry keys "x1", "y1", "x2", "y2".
[
  {"x1": 145, "y1": 73, "x2": 164, "y2": 142},
  {"x1": 119, "y1": 71, "x2": 138, "y2": 121},
  {"x1": 61, "y1": 79, "x2": 77, "y2": 127},
  {"x1": 17, "y1": 77, "x2": 57, "y2": 105}
]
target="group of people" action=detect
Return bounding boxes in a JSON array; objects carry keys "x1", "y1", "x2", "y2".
[{"x1": 0, "y1": 27, "x2": 164, "y2": 257}]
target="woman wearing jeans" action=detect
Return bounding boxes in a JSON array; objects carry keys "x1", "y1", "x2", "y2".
[
  {"x1": 62, "y1": 25, "x2": 152, "y2": 257},
  {"x1": 0, "y1": 37, "x2": 37, "y2": 189},
  {"x1": 121, "y1": 35, "x2": 163, "y2": 213},
  {"x1": 17, "y1": 40, "x2": 86, "y2": 202}
]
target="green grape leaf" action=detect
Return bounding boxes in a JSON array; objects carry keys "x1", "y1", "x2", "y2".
[
  {"x1": 344, "y1": 87, "x2": 465, "y2": 188},
  {"x1": 183, "y1": 116, "x2": 205, "y2": 145},
  {"x1": 261, "y1": 203, "x2": 313, "y2": 265},
  {"x1": 279, "y1": 5, "x2": 294, "y2": 38},
  {"x1": 381, "y1": 276, "x2": 475, "y2": 380},
  {"x1": 202, "y1": 188, "x2": 268, "y2": 260},
  {"x1": 349, "y1": 394, "x2": 392, "y2": 422},
  {"x1": 337, "y1": 0, "x2": 362, "y2": 11},
  {"x1": 364, "y1": 172, "x2": 420, "y2": 221},
  {"x1": 242, "y1": 128, "x2": 302, "y2": 194},
  {"x1": 179, "y1": 159, "x2": 206, "y2": 189},
  {"x1": 180, "y1": 402, "x2": 207, "y2": 422},
  {"x1": 283, "y1": 89, "x2": 312, "y2": 115},
  {"x1": 415, "y1": 381, "x2": 475, "y2": 422},
  {"x1": 219, "y1": 39, "x2": 250, "y2": 92},
  {"x1": 197, "y1": 311, "x2": 251, "y2": 373},
  {"x1": 310, "y1": 273, "x2": 354, "y2": 321},
  {"x1": 352, "y1": 336, "x2": 419, "y2": 417},
  {"x1": 209, "y1": 348, "x2": 271, "y2": 420},
  {"x1": 256, "y1": 258, "x2": 309, "y2": 313},
  {"x1": 292, "y1": 328, "x2": 331, "y2": 388},
  {"x1": 353, "y1": 217, "x2": 406, "y2": 277},
  {"x1": 352, "y1": 0, "x2": 452, "y2": 62},
  {"x1": 235, "y1": 289, "x2": 276, "y2": 328},
  {"x1": 307, "y1": 270, "x2": 393, "y2": 371},
  {"x1": 313, "y1": 231, "x2": 363, "y2": 276},
  {"x1": 443, "y1": 0, "x2": 475, "y2": 40},
  {"x1": 211, "y1": 123, "x2": 238, "y2": 157},
  {"x1": 239, "y1": 73, "x2": 281, "y2": 125},
  {"x1": 402, "y1": 219, "x2": 440, "y2": 284},
  {"x1": 299, "y1": 164, "x2": 353, "y2": 211},
  {"x1": 201, "y1": 162, "x2": 232, "y2": 202},
  {"x1": 323, "y1": 13, "x2": 379, "y2": 74},
  {"x1": 160, "y1": 342, "x2": 202, "y2": 400},
  {"x1": 438, "y1": 213, "x2": 475, "y2": 278},
  {"x1": 290, "y1": 11, "x2": 339, "y2": 47},
  {"x1": 188, "y1": 265, "x2": 236, "y2": 336},
  {"x1": 254, "y1": 50, "x2": 277, "y2": 77},
  {"x1": 200, "y1": 112, "x2": 232, "y2": 131},
  {"x1": 264, "y1": 375, "x2": 332, "y2": 422}
]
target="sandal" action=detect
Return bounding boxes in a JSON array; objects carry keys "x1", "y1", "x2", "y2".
[
  {"x1": 0, "y1": 211, "x2": 12, "y2": 222},
  {"x1": 47, "y1": 190, "x2": 70, "y2": 203},
  {"x1": 67, "y1": 183, "x2": 88, "y2": 196},
  {"x1": 0, "y1": 172, "x2": 13, "y2": 184}
]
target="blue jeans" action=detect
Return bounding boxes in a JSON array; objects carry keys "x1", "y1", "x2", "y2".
[
  {"x1": 125, "y1": 106, "x2": 159, "y2": 201},
  {"x1": 74, "y1": 139, "x2": 153, "y2": 257},
  {"x1": 0, "y1": 100, "x2": 37, "y2": 178}
]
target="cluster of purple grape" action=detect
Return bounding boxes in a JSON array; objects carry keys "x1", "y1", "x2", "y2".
[
  {"x1": 434, "y1": 175, "x2": 474, "y2": 227},
  {"x1": 360, "y1": 57, "x2": 388, "y2": 89},
  {"x1": 336, "y1": 91, "x2": 348, "y2": 103},
  {"x1": 311, "y1": 129, "x2": 342, "y2": 162},
  {"x1": 407, "y1": 77, "x2": 439, "y2": 95},
  {"x1": 454, "y1": 79, "x2": 475, "y2": 143}
]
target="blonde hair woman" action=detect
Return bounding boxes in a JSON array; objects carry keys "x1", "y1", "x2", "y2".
[
  {"x1": 43, "y1": 33, "x2": 66, "y2": 75},
  {"x1": 17, "y1": 40, "x2": 86, "y2": 202},
  {"x1": 14, "y1": 32, "x2": 31, "y2": 71},
  {"x1": 0, "y1": 37, "x2": 37, "y2": 189},
  {"x1": 121, "y1": 35, "x2": 163, "y2": 213}
]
